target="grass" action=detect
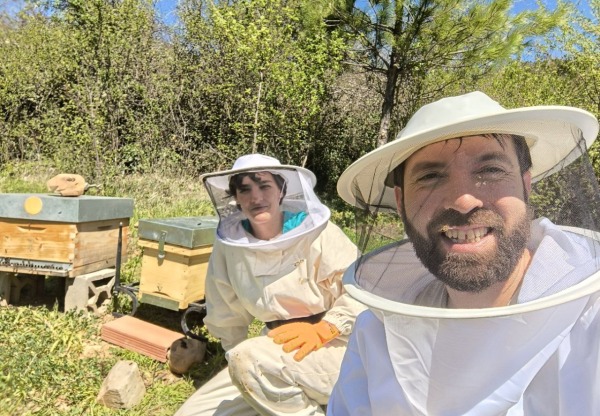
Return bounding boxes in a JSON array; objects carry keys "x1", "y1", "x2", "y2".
[
  {"x1": 0, "y1": 305, "x2": 180, "y2": 415},
  {"x1": 0, "y1": 301, "x2": 239, "y2": 415}
]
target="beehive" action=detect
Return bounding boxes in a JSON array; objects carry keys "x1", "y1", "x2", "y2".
[
  {"x1": 137, "y1": 216, "x2": 217, "y2": 310},
  {"x1": 0, "y1": 194, "x2": 134, "y2": 277}
]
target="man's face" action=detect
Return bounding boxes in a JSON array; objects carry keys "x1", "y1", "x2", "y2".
[
  {"x1": 395, "y1": 135, "x2": 533, "y2": 292},
  {"x1": 235, "y1": 172, "x2": 282, "y2": 226}
]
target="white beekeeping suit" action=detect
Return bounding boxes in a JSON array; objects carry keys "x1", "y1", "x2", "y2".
[
  {"x1": 328, "y1": 92, "x2": 600, "y2": 415},
  {"x1": 175, "y1": 154, "x2": 365, "y2": 416}
]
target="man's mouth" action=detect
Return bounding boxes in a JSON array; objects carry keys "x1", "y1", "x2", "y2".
[{"x1": 442, "y1": 226, "x2": 491, "y2": 243}]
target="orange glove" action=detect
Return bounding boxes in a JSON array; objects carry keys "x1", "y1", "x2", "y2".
[{"x1": 268, "y1": 320, "x2": 340, "y2": 362}]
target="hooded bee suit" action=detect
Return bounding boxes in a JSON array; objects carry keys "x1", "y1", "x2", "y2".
[
  {"x1": 327, "y1": 92, "x2": 600, "y2": 415},
  {"x1": 175, "y1": 154, "x2": 365, "y2": 416}
]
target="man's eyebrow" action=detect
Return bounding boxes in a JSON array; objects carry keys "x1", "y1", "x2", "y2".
[
  {"x1": 408, "y1": 151, "x2": 514, "y2": 175},
  {"x1": 407, "y1": 161, "x2": 446, "y2": 175},
  {"x1": 477, "y1": 151, "x2": 514, "y2": 165}
]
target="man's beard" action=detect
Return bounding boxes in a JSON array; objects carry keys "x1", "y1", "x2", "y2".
[{"x1": 402, "y1": 207, "x2": 532, "y2": 292}]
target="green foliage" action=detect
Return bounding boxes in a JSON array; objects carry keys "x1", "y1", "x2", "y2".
[
  {"x1": 2, "y1": 0, "x2": 599, "y2": 200},
  {"x1": 0, "y1": 0, "x2": 179, "y2": 183},
  {"x1": 307, "y1": 68, "x2": 382, "y2": 195},
  {"x1": 474, "y1": 1, "x2": 600, "y2": 179},
  {"x1": 328, "y1": 0, "x2": 567, "y2": 145},
  {"x1": 174, "y1": 0, "x2": 347, "y2": 171},
  {"x1": 541, "y1": 0, "x2": 600, "y2": 172},
  {"x1": 0, "y1": 305, "x2": 105, "y2": 414},
  {"x1": 0, "y1": 162, "x2": 53, "y2": 193}
]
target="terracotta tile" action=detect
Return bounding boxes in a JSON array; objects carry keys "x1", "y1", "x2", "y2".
[{"x1": 101, "y1": 316, "x2": 183, "y2": 362}]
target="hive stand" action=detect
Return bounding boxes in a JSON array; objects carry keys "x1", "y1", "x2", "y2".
[
  {"x1": 64, "y1": 268, "x2": 116, "y2": 314},
  {"x1": 0, "y1": 272, "x2": 45, "y2": 304},
  {"x1": 0, "y1": 268, "x2": 116, "y2": 314}
]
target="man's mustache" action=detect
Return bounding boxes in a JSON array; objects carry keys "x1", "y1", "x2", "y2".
[{"x1": 427, "y1": 208, "x2": 505, "y2": 235}]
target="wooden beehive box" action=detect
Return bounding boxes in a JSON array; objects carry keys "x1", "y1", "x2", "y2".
[
  {"x1": 137, "y1": 216, "x2": 218, "y2": 310},
  {"x1": 0, "y1": 194, "x2": 134, "y2": 277}
]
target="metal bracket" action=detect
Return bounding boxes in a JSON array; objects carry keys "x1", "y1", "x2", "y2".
[
  {"x1": 181, "y1": 301, "x2": 207, "y2": 342},
  {"x1": 157, "y1": 230, "x2": 167, "y2": 262}
]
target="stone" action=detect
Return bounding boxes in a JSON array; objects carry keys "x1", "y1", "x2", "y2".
[
  {"x1": 167, "y1": 338, "x2": 207, "y2": 375},
  {"x1": 64, "y1": 268, "x2": 115, "y2": 314},
  {"x1": 46, "y1": 173, "x2": 87, "y2": 197},
  {"x1": 96, "y1": 360, "x2": 146, "y2": 409}
]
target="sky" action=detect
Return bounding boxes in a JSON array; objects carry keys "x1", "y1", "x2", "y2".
[
  {"x1": 154, "y1": 0, "x2": 180, "y2": 25},
  {"x1": 512, "y1": 0, "x2": 593, "y2": 17},
  {"x1": 0, "y1": 0, "x2": 594, "y2": 25},
  {"x1": 153, "y1": 0, "x2": 594, "y2": 26}
]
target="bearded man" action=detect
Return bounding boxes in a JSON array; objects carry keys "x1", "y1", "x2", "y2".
[{"x1": 329, "y1": 91, "x2": 600, "y2": 415}]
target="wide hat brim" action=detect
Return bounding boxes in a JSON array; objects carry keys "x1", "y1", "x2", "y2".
[{"x1": 337, "y1": 105, "x2": 599, "y2": 211}]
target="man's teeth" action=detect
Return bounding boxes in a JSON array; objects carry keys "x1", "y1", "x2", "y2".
[{"x1": 444, "y1": 227, "x2": 489, "y2": 243}]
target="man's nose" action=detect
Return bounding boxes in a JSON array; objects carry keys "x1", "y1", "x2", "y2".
[{"x1": 442, "y1": 178, "x2": 484, "y2": 214}]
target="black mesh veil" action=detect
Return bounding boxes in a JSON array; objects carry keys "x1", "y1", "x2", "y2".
[
  {"x1": 345, "y1": 128, "x2": 600, "y2": 316},
  {"x1": 531, "y1": 136, "x2": 600, "y2": 230}
]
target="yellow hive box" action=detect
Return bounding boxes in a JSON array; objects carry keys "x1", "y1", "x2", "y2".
[{"x1": 137, "y1": 217, "x2": 217, "y2": 310}]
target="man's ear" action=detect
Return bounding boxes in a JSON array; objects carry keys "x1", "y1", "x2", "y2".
[
  {"x1": 394, "y1": 186, "x2": 403, "y2": 216},
  {"x1": 523, "y1": 170, "x2": 532, "y2": 199}
]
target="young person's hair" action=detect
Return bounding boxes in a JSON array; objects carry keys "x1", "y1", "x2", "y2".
[{"x1": 228, "y1": 172, "x2": 287, "y2": 199}]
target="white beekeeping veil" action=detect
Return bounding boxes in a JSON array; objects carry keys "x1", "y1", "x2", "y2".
[
  {"x1": 336, "y1": 92, "x2": 600, "y2": 414},
  {"x1": 201, "y1": 154, "x2": 330, "y2": 251}
]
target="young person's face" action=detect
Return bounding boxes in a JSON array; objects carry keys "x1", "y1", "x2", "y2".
[
  {"x1": 235, "y1": 172, "x2": 282, "y2": 226},
  {"x1": 395, "y1": 135, "x2": 533, "y2": 292}
]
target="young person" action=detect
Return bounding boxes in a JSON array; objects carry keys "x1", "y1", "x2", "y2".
[{"x1": 175, "y1": 154, "x2": 365, "y2": 416}]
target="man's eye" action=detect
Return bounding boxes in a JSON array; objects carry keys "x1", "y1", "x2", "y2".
[
  {"x1": 416, "y1": 172, "x2": 444, "y2": 183},
  {"x1": 260, "y1": 184, "x2": 272, "y2": 190},
  {"x1": 478, "y1": 166, "x2": 508, "y2": 177}
]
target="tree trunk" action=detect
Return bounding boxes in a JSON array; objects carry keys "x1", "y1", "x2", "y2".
[
  {"x1": 378, "y1": 60, "x2": 400, "y2": 147},
  {"x1": 252, "y1": 72, "x2": 264, "y2": 154}
]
